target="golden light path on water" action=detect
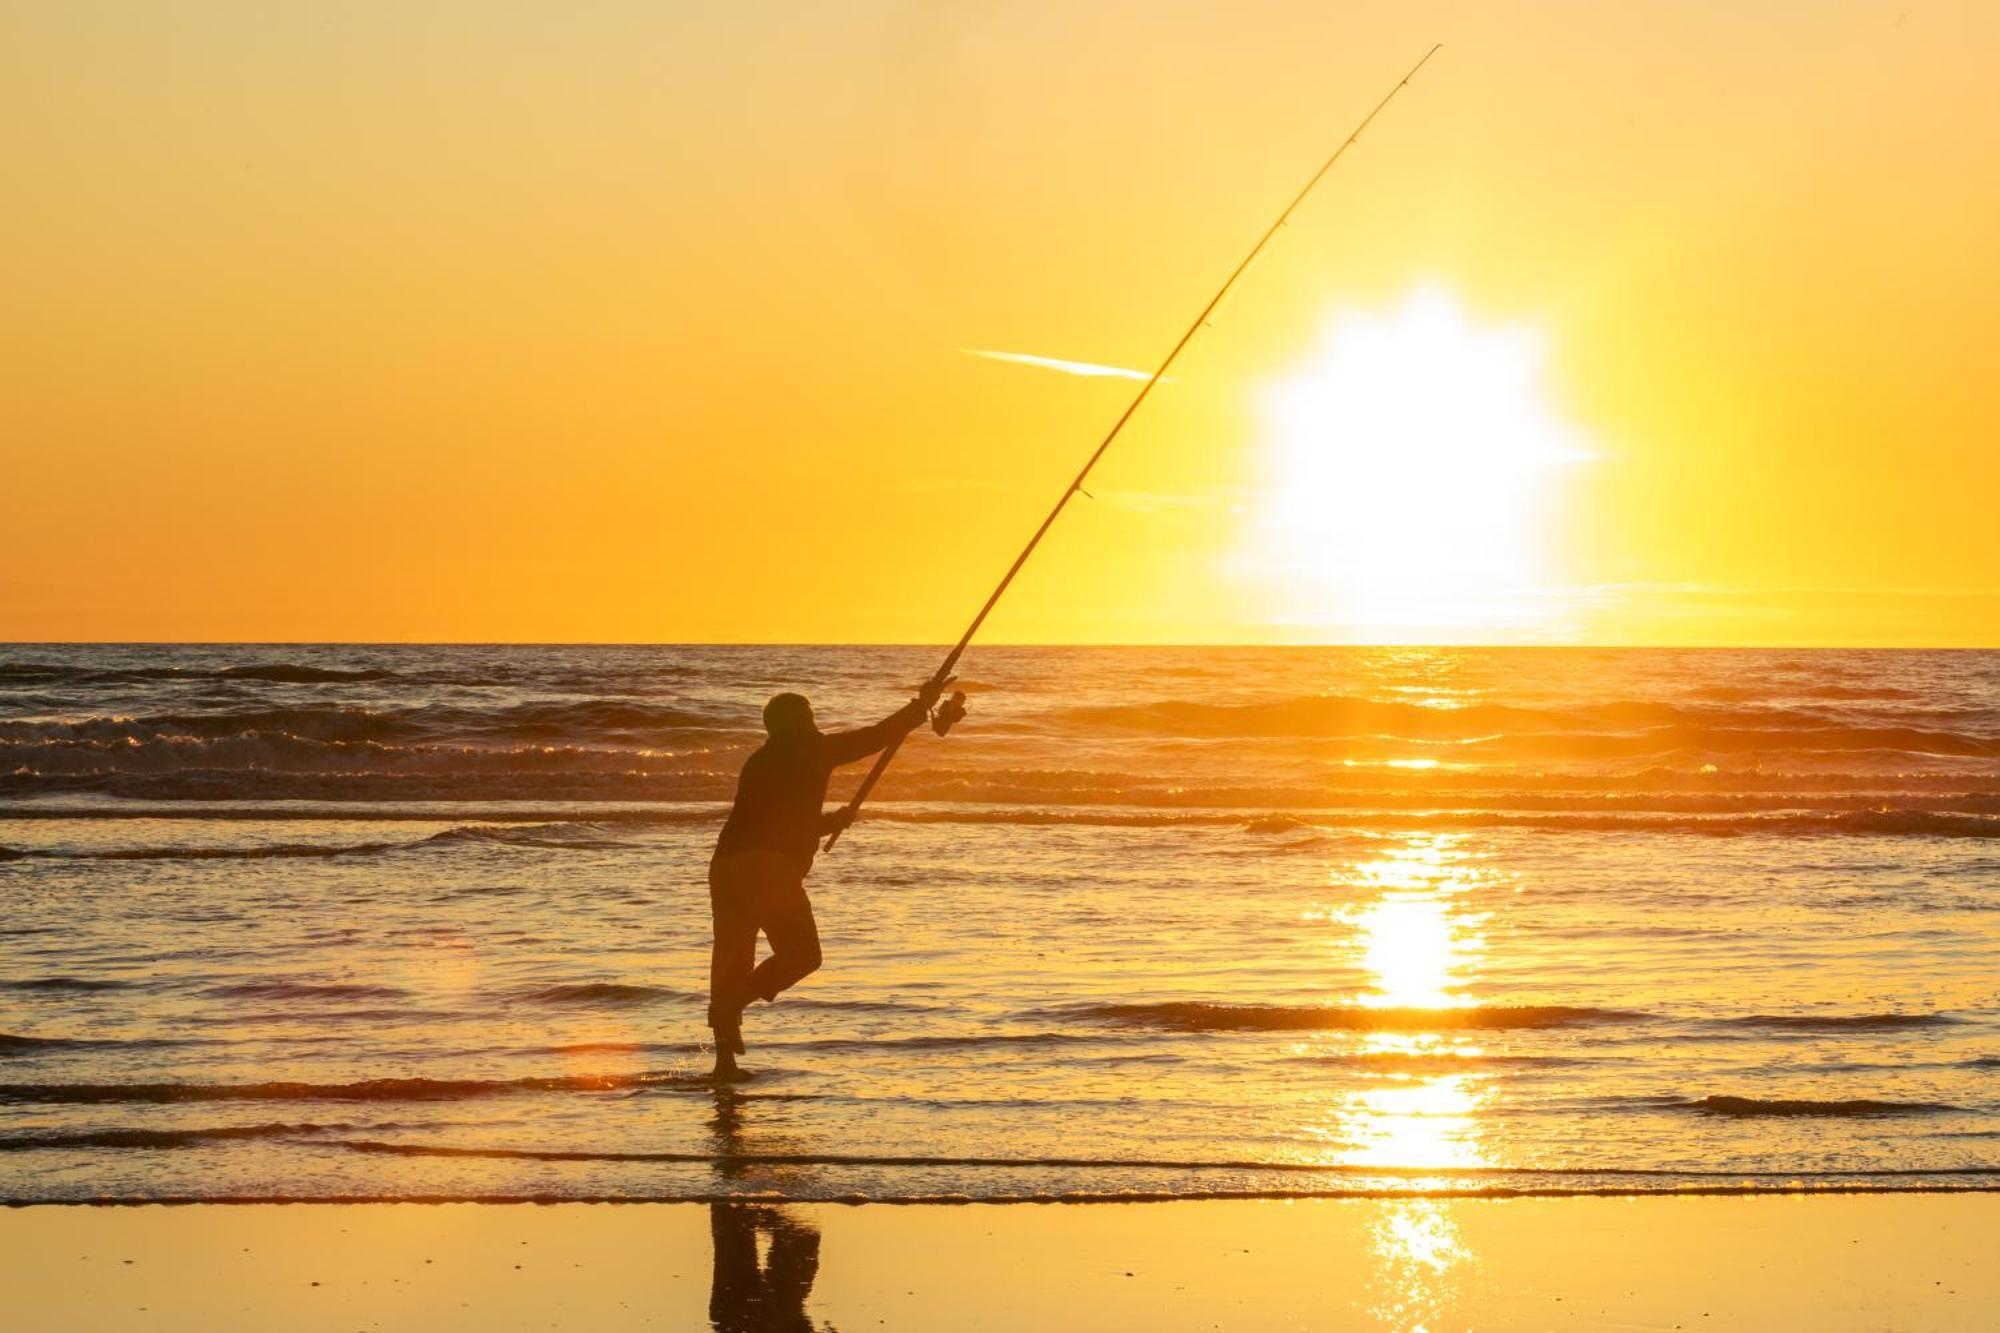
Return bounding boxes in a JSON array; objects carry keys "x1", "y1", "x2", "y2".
[
  {"x1": 1331, "y1": 834, "x2": 1495, "y2": 1170},
  {"x1": 1309, "y1": 833, "x2": 1497, "y2": 1327}
]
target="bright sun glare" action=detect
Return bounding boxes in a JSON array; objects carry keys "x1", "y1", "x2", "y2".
[{"x1": 1250, "y1": 286, "x2": 1591, "y2": 641}]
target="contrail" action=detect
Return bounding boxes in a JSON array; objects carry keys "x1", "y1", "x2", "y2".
[{"x1": 961, "y1": 348, "x2": 1164, "y2": 382}]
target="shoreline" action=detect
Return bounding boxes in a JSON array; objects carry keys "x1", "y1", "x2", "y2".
[
  {"x1": 9, "y1": 1181, "x2": 2000, "y2": 1207},
  {"x1": 5, "y1": 1194, "x2": 1993, "y2": 1330}
]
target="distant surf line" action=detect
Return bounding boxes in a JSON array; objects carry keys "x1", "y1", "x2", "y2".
[
  {"x1": 11, "y1": 1184, "x2": 2000, "y2": 1207},
  {"x1": 8, "y1": 810, "x2": 2000, "y2": 860},
  {"x1": 324, "y1": 1142, "x2": 2000, "y2": 1174}
]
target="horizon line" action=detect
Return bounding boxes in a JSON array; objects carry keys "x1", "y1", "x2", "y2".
[{"x1": 4, "y1": 640, "x2": 1997, "y2": 651}]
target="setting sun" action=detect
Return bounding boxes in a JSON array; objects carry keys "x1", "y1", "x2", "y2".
[{"x1": 1249, "y1": 287, "x2": 1591, "y2": 641}]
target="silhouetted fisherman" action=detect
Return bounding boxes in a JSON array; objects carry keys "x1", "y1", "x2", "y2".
[{"x1": 707, "y1": 683, "x2": 948, "y2": 1078}]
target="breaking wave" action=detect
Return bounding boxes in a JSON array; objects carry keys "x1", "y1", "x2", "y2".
[
  {"x1": 0, "y1": 1123, "x2": 347, "y2": 1151},
  {"x1": 513, "y1": 982, "x2": 690, "y2": 1007},
  {"x1": 0, "y1": 1033, "x2": 193, "y2": 1055},
  {"x1": 876, "y1": 809, "x2": 2000, "y2": 839},
  {"x1": 0, "y1": 662, "x2": 397, "y2": 686},
  {"x1": 202, "y1": 982, "x2": 410, "y2": 1002},
  {"x1": 1, "y1": 1034, "x2": 101, "y2": 1054},
  {"x1": 1717, "y1": 1013, "x2": 1963, "y2": 1032},
  {"x1": 8, "y1": 807, "x2": 1999, "y2": 851},
  {"x1": 1060, "y1": 693, "x2": 2000, "y2": 757},
  {"x1": 1, "y1": 821, "x2": 650, "y2": 862},
  {"x1": 1686, "y1": 1096, "x2": 1965, "y2": 1118},
  {"x1": 1074, "y1": 1003, "x2": 1646, "y2": 1032},
  {"x1": 0, "y1": 1071, "x2": 715, "y2": 1105},
  {"x1": 213, "y1": 665, "x2": 398, "y2": 683},
  {"x1": 1070, "y1": 1004, "x2": 1971, "y2": 1037},
  {"x1": 0, "y1": 699, "x2": 737, "y2": 748}
]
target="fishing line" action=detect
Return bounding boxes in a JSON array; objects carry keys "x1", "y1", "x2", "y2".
[{"x1": 827, "y1": 44, "x2": 1443, "y2": 849}]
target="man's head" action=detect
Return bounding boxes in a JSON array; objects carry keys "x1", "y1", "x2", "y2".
[{"x1": 762, "y1": 692, "x2": 816, "y2": 739}]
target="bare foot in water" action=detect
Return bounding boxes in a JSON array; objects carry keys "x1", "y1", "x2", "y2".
[
  {"x1": 711, "y1": 1049, "x2": 753, "y2": 1082},
  {"x1": 724, "y1": 994, "x2": 750, "y2": 1055},
  {"x1": 708, "y1": 988, "x2": 750, "y2": 1056},
  {"x1": 711, "y1": 1009, "x2": 748, "y2": 1075}
]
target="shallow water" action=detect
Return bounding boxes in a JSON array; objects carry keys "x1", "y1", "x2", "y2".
[{"x1": 2, "y1": 645, "x2": 1996, "y2": 1200}]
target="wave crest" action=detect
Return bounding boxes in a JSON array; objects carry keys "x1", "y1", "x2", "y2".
[
  {"x1": 514, "y1": 983, "x2": 688, "y2": 1007},
  {"x1": 0, "y1": 1122, "x2": 345, "y2": 1151},
  {"x1": 202, "y1": 982, "x2": 410, "y2": 1002},
  {"x1": 1687, "y1": 1096, "x2": 1963, "y2": 1117},
  {"x1": 0, "y1": 1070, "x2": 713, "y2": 1104},
  {"x1": 1075, "y1": 1002, "x2": 1644, "y2": 1032},
  {"x1": 1720, "y1": 1013, "x2": 1960, "y2": 1032}
]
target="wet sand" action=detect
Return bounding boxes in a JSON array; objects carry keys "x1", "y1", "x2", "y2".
[{"x1": 3, "y1": 1193, "x2": 1993, "y2": 1330}]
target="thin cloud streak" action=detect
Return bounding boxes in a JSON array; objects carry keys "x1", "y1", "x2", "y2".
[{"x1": 961, "y1": 348, "x2": 1168, "y2": 382}]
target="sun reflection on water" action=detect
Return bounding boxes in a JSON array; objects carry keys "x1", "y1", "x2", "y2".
[
  {"x1": 1319, "y1": 835, "x2": 1499, "y2": 1175},
  {"x1": 1358, "y1": 895, "x2": 1462, "y2": 1011},
  {"x1": 1345, "y1": 836, "x2": 1485, "y2": 1010},
  {"x1": 1314, "y1": 835, "x2": 1494, "y2": 1327}
]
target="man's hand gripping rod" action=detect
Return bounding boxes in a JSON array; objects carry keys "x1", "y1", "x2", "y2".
[{"x1": 824, "y1": 45, "x2": 1441, "y2": 851}]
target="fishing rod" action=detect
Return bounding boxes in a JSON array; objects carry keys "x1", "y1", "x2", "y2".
[{"x1": 824, "y1": 43, "x2": 1442, "y2": 851}]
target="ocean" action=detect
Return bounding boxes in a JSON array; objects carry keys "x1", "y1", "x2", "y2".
[{"x1": 2, "y1": 644, "x2": 1996, "y2": 1202}]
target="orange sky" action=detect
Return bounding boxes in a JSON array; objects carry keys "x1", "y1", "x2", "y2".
[{"x1": 5, "y1": 2, "x2": 1997, "y2": 644}]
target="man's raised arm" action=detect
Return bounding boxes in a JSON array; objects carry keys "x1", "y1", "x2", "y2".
[{"x1": 821, "y1": 697, "x2": 929, "y2": 767}]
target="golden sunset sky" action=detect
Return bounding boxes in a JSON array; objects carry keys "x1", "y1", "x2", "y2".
[{"x1": 6, "y1": 2, "x2": 1996, "y2": 643}]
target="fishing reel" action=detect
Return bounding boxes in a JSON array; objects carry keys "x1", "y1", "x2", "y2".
[{"x1": 930, "y1": 690, "x2": 968, "y2": 736}]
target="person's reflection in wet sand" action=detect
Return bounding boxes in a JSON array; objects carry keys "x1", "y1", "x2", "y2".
[
  {"x1": 707, "y1": 1087, "x2": 835, "y2": 1331},
  {"x1": 709, "y1": 1203, "x2": 831, "y2": 1333},
  {"x1": 709, "y1": 1086, "x2": 751, "y2": 1182}
]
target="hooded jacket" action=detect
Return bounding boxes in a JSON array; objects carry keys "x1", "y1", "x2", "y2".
[{"x1": 712, "y1": 700, "x2": 924, "y2": 877}]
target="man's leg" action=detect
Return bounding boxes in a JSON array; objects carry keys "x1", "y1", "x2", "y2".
[
  {"x1": 747, "y1": 876, "x2": 822, "y2": 1004},
  {"x1": 707, "y1": 863, "x2": 759, "y2": 1069}
]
